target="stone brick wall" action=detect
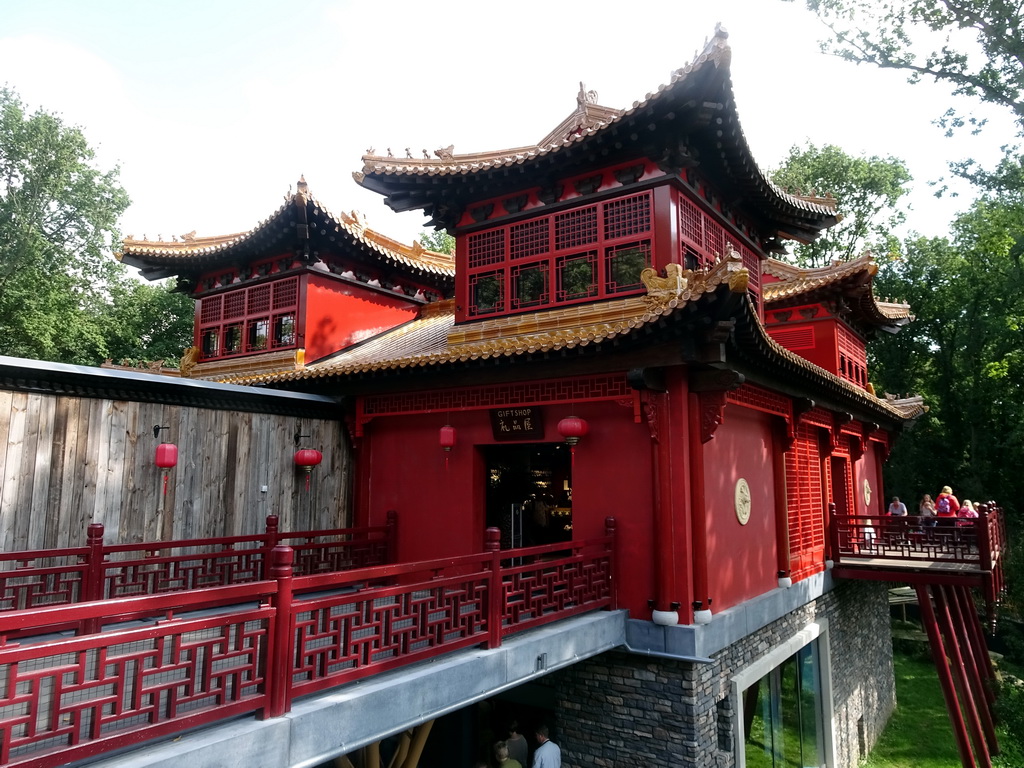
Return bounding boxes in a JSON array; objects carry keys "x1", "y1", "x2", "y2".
[{"x1": 549, "y1": 581, "x2": 894, "y2": 767}]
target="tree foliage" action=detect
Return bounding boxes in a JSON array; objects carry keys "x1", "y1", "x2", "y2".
[
  {"x1": 0, "y1": 87, "x2": 190, "y2": 366},
  {"x1": 419, "y1": 230, "x2": 455, "y2": 255},
  {"x1": 788, "y1": 0, "x2": 1024, "y2": 133},
  {"x1": 871, "y1": 197, "x2": 1024, "y2": 512},
  {"x1": 770, "y1": 143, "x2": 912, "y2": 266}
]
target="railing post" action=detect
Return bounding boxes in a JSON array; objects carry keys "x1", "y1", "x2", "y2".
[
  {"x1": 605, "y1": 517, "x2": 618, "y2": 609},
  {"x1": 485, "y1": 527, "x2": 502, "y2": 649},
  {"x1": 266, "y1": 545, "x2": 294, "y2": 719},
  {"x1": 82, "y1": 524, "x2": 105, "y2": 634},
  {"x1": 262, "y1": 515, "x2": 280, "y2": 581},
  {"x1": 827, "y1": 502, "x2": 840, "y2": 564},
  {"x1": 386, "y1": 509, "x2": 398, "y2": 564}
]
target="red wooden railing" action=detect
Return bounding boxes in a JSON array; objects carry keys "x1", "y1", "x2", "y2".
[
  {"x1": 0, "y1": 519, "x2": 616, "y2": 768},
  {"x1": 828, "y1": 502, "x2": 1005, "y2": 572},
  {"x1": 0, "y1": 512, "x2": 396, "y2": 614},
  {"x1": 829, "y1": 502, "x2": 1007, "y2": 627}
]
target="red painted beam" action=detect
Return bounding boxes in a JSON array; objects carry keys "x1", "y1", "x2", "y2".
[
  {"x1": 935, "y1": 585, "x2": 992, "y2": 767},
  {"x1": 917, "y1": 584, "x2": 976, "y2": 768},
  {"x1": 946, "y1": 585, "x2": 998, "y2": 756}
]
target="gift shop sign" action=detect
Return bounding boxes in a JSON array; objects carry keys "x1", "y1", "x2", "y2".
[{"x1": 490, "y1": 407, "x2": 544, "y2": 441}]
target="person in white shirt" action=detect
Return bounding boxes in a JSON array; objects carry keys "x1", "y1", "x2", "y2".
[
  {"x1": 887, "y1": 496, "x2": 908, "y2": 516},
  {"x1": 532, "y1": 725, "x2": 561, "y2": 768}
]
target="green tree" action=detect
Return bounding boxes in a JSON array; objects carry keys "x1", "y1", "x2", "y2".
[
  {"x1": 786, "y1": 0, "x2": 1024, "y2": 132},
  {"x1": 770, "y1": 143, "x2": 912, "y2": 266},
  {"x1": 871, "y1": 198, "x2": 1024, "y2": 511},
  {"x1": 0, "y1": 86, "x2": 130, "y2": 363},
  {"x1": 0, "y1": 87, "x2": 192, "y2": 367},
  {"x1": 98, "y1": 279, "x2": 195, "y2": 367},
  {"x1": 419, "y1": 230, "x2": 455, "y2": 255}
]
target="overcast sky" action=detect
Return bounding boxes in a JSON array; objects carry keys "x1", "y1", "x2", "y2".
[{"x1": 0, "y1": 0, "x2": 1015, "y2": 257}]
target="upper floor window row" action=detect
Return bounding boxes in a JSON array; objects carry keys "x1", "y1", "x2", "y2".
[
  {"x1": 198, "y1": 278, "x2": 299, "y2": 360},
  {"x1": 463, "y1": 192, "x2": 652, "y2": 319}
]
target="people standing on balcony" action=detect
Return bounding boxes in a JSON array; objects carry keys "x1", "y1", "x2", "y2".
[
  {"x1": 533, "y1": 725, "x2": 561, "y2": 768},
  {"x1": 957, "y1": 499, "x2": 979, "y2": 530},
  {"x1": 918, "y1": 494, "x2": 937, "y2": 532},
  {"x1": 495, "y1": 740, "x2": 523, "y2": 768},
  {"x1": 887, "y1": 496, "x2": 908, "y2": 516},
  {"x1": 936, "y1": 485, "x2": 960, "y2": 527}
]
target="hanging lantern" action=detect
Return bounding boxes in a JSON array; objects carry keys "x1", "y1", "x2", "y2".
[
  {"x1": 439, "y1": 425, "x2": 456, "y2": 470},
  {"x1": 155, "y1": 442, "x2": 178, "y2": 496},
  {"x1": 294, "y1": 448, "x2": 323, "y2": 492},
  {"x1": 557, "y1": 416, "x2": 588, "y2": 446}
]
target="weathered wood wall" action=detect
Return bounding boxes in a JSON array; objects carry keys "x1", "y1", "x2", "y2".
[{"x1": 0, "y1": 389, "x2": 350, "y2": 550}]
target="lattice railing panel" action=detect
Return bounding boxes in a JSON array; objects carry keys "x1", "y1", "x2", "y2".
[
  {"x1": 501, "y1": 555, "x2": 612, "y2": 631},
  {"x1": 290, "y1": 540, "x2": 390, "y2": 576},
  {"x1": 290, "y1": 576, "x2": 489, "y2": 696},
  {"x1": 0, "y1": 611, "x2": 269, "y2": 767},
  {"x1": 104, "y1": 553, "x2": 265, "y2": 598},
  {"x1": 832, "y1": 515, "x2": 984, "y2": 564},
  {"x1": 0, "y1": 567, "x2": 85, "y2": 611}
]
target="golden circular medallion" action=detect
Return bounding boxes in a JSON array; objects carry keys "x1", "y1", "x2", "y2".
[{"x1": 735, "y1": 478, "x2": 751, "y2": 525}]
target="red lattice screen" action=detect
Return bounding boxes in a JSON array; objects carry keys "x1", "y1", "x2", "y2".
[
  {"x1": 462, "y1": 192, "x2": 652, "y2": 319},
  {"x1": 837, "y1": 321, "x2": 868, "y2": 389},
  {"x1": 786, "y1": 423, "x2": 827, "y2": 581}
]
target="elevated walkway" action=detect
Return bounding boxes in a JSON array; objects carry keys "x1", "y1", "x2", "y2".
[{"x1": 84, "y1": 611, "x2": 626, "y2": 768}]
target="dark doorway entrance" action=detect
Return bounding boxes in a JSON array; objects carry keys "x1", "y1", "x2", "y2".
[{"x1": 483, "y1": 443, "x2": 572, "y2": 548}]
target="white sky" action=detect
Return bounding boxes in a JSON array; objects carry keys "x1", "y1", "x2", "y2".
[{"x1": 0, "y1": 0, "x2": 1016, "y2": 257}]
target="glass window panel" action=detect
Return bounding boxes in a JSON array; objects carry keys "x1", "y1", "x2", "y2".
[
  {"x1": 224, "y1": 324, "x2": 243, "y2": 354},
  {"x1": 742, "y1": 642, "x2": 824, "y2": 768},
  {"x1": 557, "y1": 252, "x2": 598, "y2": 301},
  {"x1": 512, "y1": 263, "x2": 549, "y2": 309},
  {"x1": 744, "y1": 676, "x2": 775, "y2": 768},
  {"x1": 469, "y1": 272, "x2": 504, "y2": 316},
  {"x1": 606, "y1": 241, "x2": 650, "y2": 293},
  {"x1": 247, "y1": 318, "x2": 269, "y2": 351},
  {"x1": 273, "y1": 314, "x2": 296, "y2": 347},
  {"x1": 201, "y1": 328, "x2": 220, "y2": 358}
]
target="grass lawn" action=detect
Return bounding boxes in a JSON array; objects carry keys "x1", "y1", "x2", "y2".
[
  {"x1": 860, "y1": 650, "x2": 961, "y2": 768},
  {"x1": 862, "y1": 643, "x2": 1024, "y2": 768}
]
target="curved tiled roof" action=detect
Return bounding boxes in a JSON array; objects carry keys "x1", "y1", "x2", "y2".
[
  {"x1": 355, "y1": 26, "x2": 838, "y2": 229},
  {"x1": 118, "y1": 178, "x2": 454, "y2": 281},
  {"x1": 763, "y1": 254, "x2": 912, "y2": 328},
  {"x1": 223, "y1": 253, "x2": 916, "y2": 426}
]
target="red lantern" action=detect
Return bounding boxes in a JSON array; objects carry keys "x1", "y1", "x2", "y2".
[
  {"x1": 439, "y1": 425, "x2": 456, "y2": 470},
  {"x1": 557, "y1": 416, "x2": 588, "y2": 446},
  {"x1": 294, "y1": 448, "x2": 323, "y2": 491},
  {"x1": 154, "y1": 442, "x2": 177, "y2": 496}
]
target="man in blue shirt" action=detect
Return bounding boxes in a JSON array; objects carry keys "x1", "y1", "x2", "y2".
[{"x1": 533, "y1": 725, "x2": 561, "y2": 768}]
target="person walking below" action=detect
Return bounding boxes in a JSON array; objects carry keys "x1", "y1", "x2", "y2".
[
  {"x1": 505, "y1": 721, "x2": 528, "y2": 767},
  {"x1": 495, "y1": 741, "x2": 523, "y2": 768},
  {"x1": 532, "y1": 725, "x2": 561, "y2": 768}
]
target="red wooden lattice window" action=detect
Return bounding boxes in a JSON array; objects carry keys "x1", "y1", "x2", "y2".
[
  {"x1": 463, "y1": 192, "x2": 652, "y2": 319},
  {"x1": 198, "y1": 277, "x2": 300, "y2": 360},
  {"x1": 785, "y1": 423, "x2": 827, "y2": 582},
  {"x1": 837, "y1": 322, "x2": 869, "y2": 389},
  {"x1": 678, "y1": 191, "x2": 762, "y2": 310}
]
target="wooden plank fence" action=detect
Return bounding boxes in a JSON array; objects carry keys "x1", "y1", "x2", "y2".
[{"x1": 0, "y1": 388, "x2": 351, "y2": 551}]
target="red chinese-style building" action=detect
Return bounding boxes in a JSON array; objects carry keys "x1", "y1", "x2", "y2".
[{"x1": 117, "y1": 27, "x2": 1001, "y2": 768}]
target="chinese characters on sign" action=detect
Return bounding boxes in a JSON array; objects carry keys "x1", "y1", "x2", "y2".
[{"x1": 490, "y1": 407, "x2": 544, "y2": 441}]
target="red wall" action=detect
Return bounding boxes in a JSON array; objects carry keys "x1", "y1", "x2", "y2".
[
  {"x1": 303, "y1": 275, "x2": 420, "y2": 362},
  {"x1": 360, "y1": 400, "x2": 657, "y2": 617},
  {"x1": 855, "y1": 440, "x2": 886, "y2": 521},
  {"x1": 702, "y1": 405, "x2": 779, "y2": 611}
]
